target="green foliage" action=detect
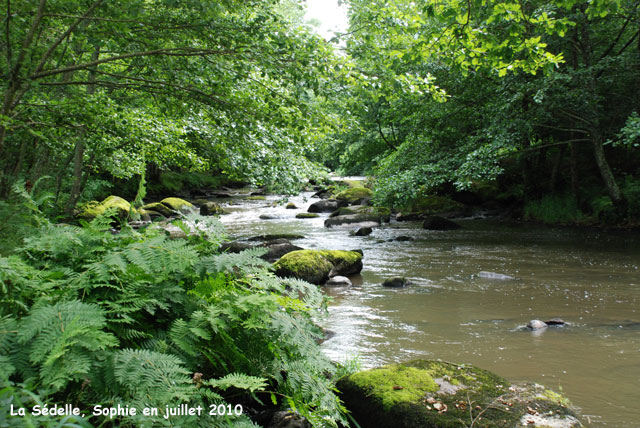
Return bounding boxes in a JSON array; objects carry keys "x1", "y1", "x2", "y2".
[
  {"x1": 0, "y1": 194, "x2": 347, "y2": 427},
  {"x1": 524, "y1": 195, "x2": 583, "y2": 224}
]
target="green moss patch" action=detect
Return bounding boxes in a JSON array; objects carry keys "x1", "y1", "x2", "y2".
[
  {"x1": 142, "y1": 201, "x2": 176, "y2": 217},
  {"x1": 246, "y1": 195, "x2": 267, "y2": 200},
  {"x1": 316, "y1": 250, "x2": 362, "y2": 267},
  {"x1": 337, "y1": 359, "x2": 581, "y2": 428},
  {"x1": 349, "y1": 365, "x2": 438, "y2": 410},
  {"x1": 273, "y1": 250, "x2": 363, "y2": 285},
  {"x1": 335, "y1": 187, "x2": 374, "y2": 204},
  {"x1": 160, "y1": 197, "x2": 193, "y2": 212},
  {"x1": 403, "y1": 195, "x2": 464, "y2": 215},
  {"x1": 296, "y1": 213, "x2": 319, "y2": 219},
  {"x1": 79, "y1": 195, "x2": 133, "y2": 219}
]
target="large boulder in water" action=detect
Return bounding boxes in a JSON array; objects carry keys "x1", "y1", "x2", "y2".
[
  {"x1": 273, "y1": 250, "x2": 363, "y2": 285},
  {"x1": 200, "y1": 201, "x2": 224, "y2": 216},
  {"x1": 338, "y1": 359, "x2": 583, "y2": 428},
  {"x1": 334, "y1": 187, "x2": 374, "y2": 204},
  {"x1": 308, "y1": 199, "x2": 348, "y2": 213},
  {"x1": 324, "y1": 214, "x2": 384, "y2": 228},
  {"x1": 397, "y1": 195, "x2": 466, "y2": 221}
]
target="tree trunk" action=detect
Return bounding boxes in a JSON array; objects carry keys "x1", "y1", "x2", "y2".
[
  {"x1": 64, "y1": 46, "x2": 99, "y2": 215},
  {"x1": 592, "y1": 133, "x2": 626, "y2": 215}
]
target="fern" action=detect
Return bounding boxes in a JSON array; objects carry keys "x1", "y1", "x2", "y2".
[
  {"x1": 205, "y1": 373, "x2": 267, "y2": 393},
  {"x1": 17, "y1": 301, "x2": 118, "y2": 390}
]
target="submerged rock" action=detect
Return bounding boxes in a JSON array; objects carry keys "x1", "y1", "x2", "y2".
[
  {"x1": 248, "y1": 234, "x2": 305, "y2": 242},
  {"x1": 527, "y1": 320, "x2": 548, "y2": 330},
  {"x1": 544, "y1": 318, "x2": 566, "y2": 326},
  {"x1": 382, "y1": 277, "x2": 408, "y2": 288},
  {"x1": 273, "y1": 250, "x2": 363, "y2": 285},
  {"x1": 423, "y1": 216, "x2": 461, "y2": 230},
  {"x1": 296, "y1": 213, "x2": 319, "y2": 219},
  {"x1": 353, "y1": 226, "x2": 373, "y2": 236},
  {"x1": 325, "y1": 276, "x2": 352, "y2": 287},
  {"x1": 308, "y1": 199, "x2": 348, "y2": 213},
  {"x1": 478, "y1": 271, "x2": 515, "y2": 280},
  {"x1": 338, "y1": 359, "x2": 583, "y2": 428},
  {"x1": 259, "y1": 214, "x2": 285, "y2": 220}
]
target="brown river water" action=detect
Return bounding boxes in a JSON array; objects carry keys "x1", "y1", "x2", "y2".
[{"x1": 218, "y1": 190, "x2": 640, "y2": 427}]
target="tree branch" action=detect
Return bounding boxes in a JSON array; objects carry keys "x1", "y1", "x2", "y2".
[
  {"x1": 33, "y1": 0, "x2": 106, "y2": 76},
  {"x1": 30, "y1": 48, "x2": 236, "y2": 79}
]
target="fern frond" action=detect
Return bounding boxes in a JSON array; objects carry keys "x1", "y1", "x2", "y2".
[
  {"x1": 205, "y1": 373, "x2": 267, "y2": 392},
  {"x1": 17, "y1": 300, "x2": 118, "y2": 390}
]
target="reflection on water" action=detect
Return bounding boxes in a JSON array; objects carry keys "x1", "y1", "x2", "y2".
[{"x1": 219, "y1": 190, "x2": 640, "y2": 427}]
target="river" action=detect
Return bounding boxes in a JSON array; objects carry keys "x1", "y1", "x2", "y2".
[{"x1": 218, "y1": 189, "x2": 640, "y2": 428}]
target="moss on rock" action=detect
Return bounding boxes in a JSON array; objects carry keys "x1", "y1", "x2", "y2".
[
  {"x1": 338, "y1": 359, "x2": 582, "y2": 428},
  {"x1": 160, "y1": 197, "x2": 193, "y2": 213},
  {"x1": 403, "y1": 195, "x2": 464, "y2": 215},
  {"x1": 79, "y1": 195, "x2": 133, "y2": 219},
  {"x1": 296, "y1": 213, "x2": 319, "y2": 219},
  {"x1": 273, "y1": 249, "x2": 363, "y2": 285},
  {"x1": 335, "y1": 187, "x2": 374, "y2": 204},
  {"x1": 200, "y1": 201, "x2": 224, "y2": 216},
  {"x1": 142, "y1": 201, "x2": 176, "y2": 217}
]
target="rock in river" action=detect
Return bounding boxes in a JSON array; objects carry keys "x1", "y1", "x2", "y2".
[
  {"x1": 200, "y1": 201, "x2": 224, "y2": 216},
  {"x1": 308, "y1": 199, "x2": 348, "y2": 213},
  {"x1": 353, "y1": 226, "x2": 373, "y2": 236},
  {"x1": 382, "y1": 277, "x2": 408, "y2": 288},
  {"x1": 527, "y1": 319, "x2": 548, "y2": 330},
  {"x1": 423, "y1": 216, "x2": 461, "y2": 231},
  {"x1": 273, "y1": 249, "x2": 363, "y2": 285},
  {"x1": 338, "y1": 359, "x2": 583, "y2": 428},
  {"x1": 248, "y1": 234, "x2": 305, "y2": 242},
  {"x1": 324, "y1": 214, "x2": 383, "y2": 228},
  {"x1": 325, "y1": 276, "x2": 352, "y2": 287}
]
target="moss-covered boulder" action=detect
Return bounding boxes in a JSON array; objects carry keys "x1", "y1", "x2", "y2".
[
  {"x1": 160, "y1": 197, "x2": 194, "y2": 213},
  {"x1": 142, "y1": 201, "x2": 177, "y2": 217},
  {"x1": 338, "y1": 360, "x2": 583, "y2": 428},
  {"x1": 273, "y1": 250, "x2": 363, "y2": 285},
  {"x1": 78, "y1": 195, "x2": 133, "y2": 219},
  {"x1": 286, "y1": 202, "x2": 298, "y2": 209},
  {"x1": 335, "y1": 187, "x2": 374, "y2": 204},
  {"x1": 397, "y1": 195, "x2": 465, "y2": 221},
  {"x1": 330, "y1": 206, "x2": 391, "y2": 220},
  {"x1": 296, "y1": 213, "x2": 319, "y2": 219},
  {"x1": 200, "y1": 201, "x2": 223, "y2": 216}
]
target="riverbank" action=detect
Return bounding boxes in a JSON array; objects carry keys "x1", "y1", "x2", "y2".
[{"x1": 215, "y1": 187, "x2": 640, "y2": 427}]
